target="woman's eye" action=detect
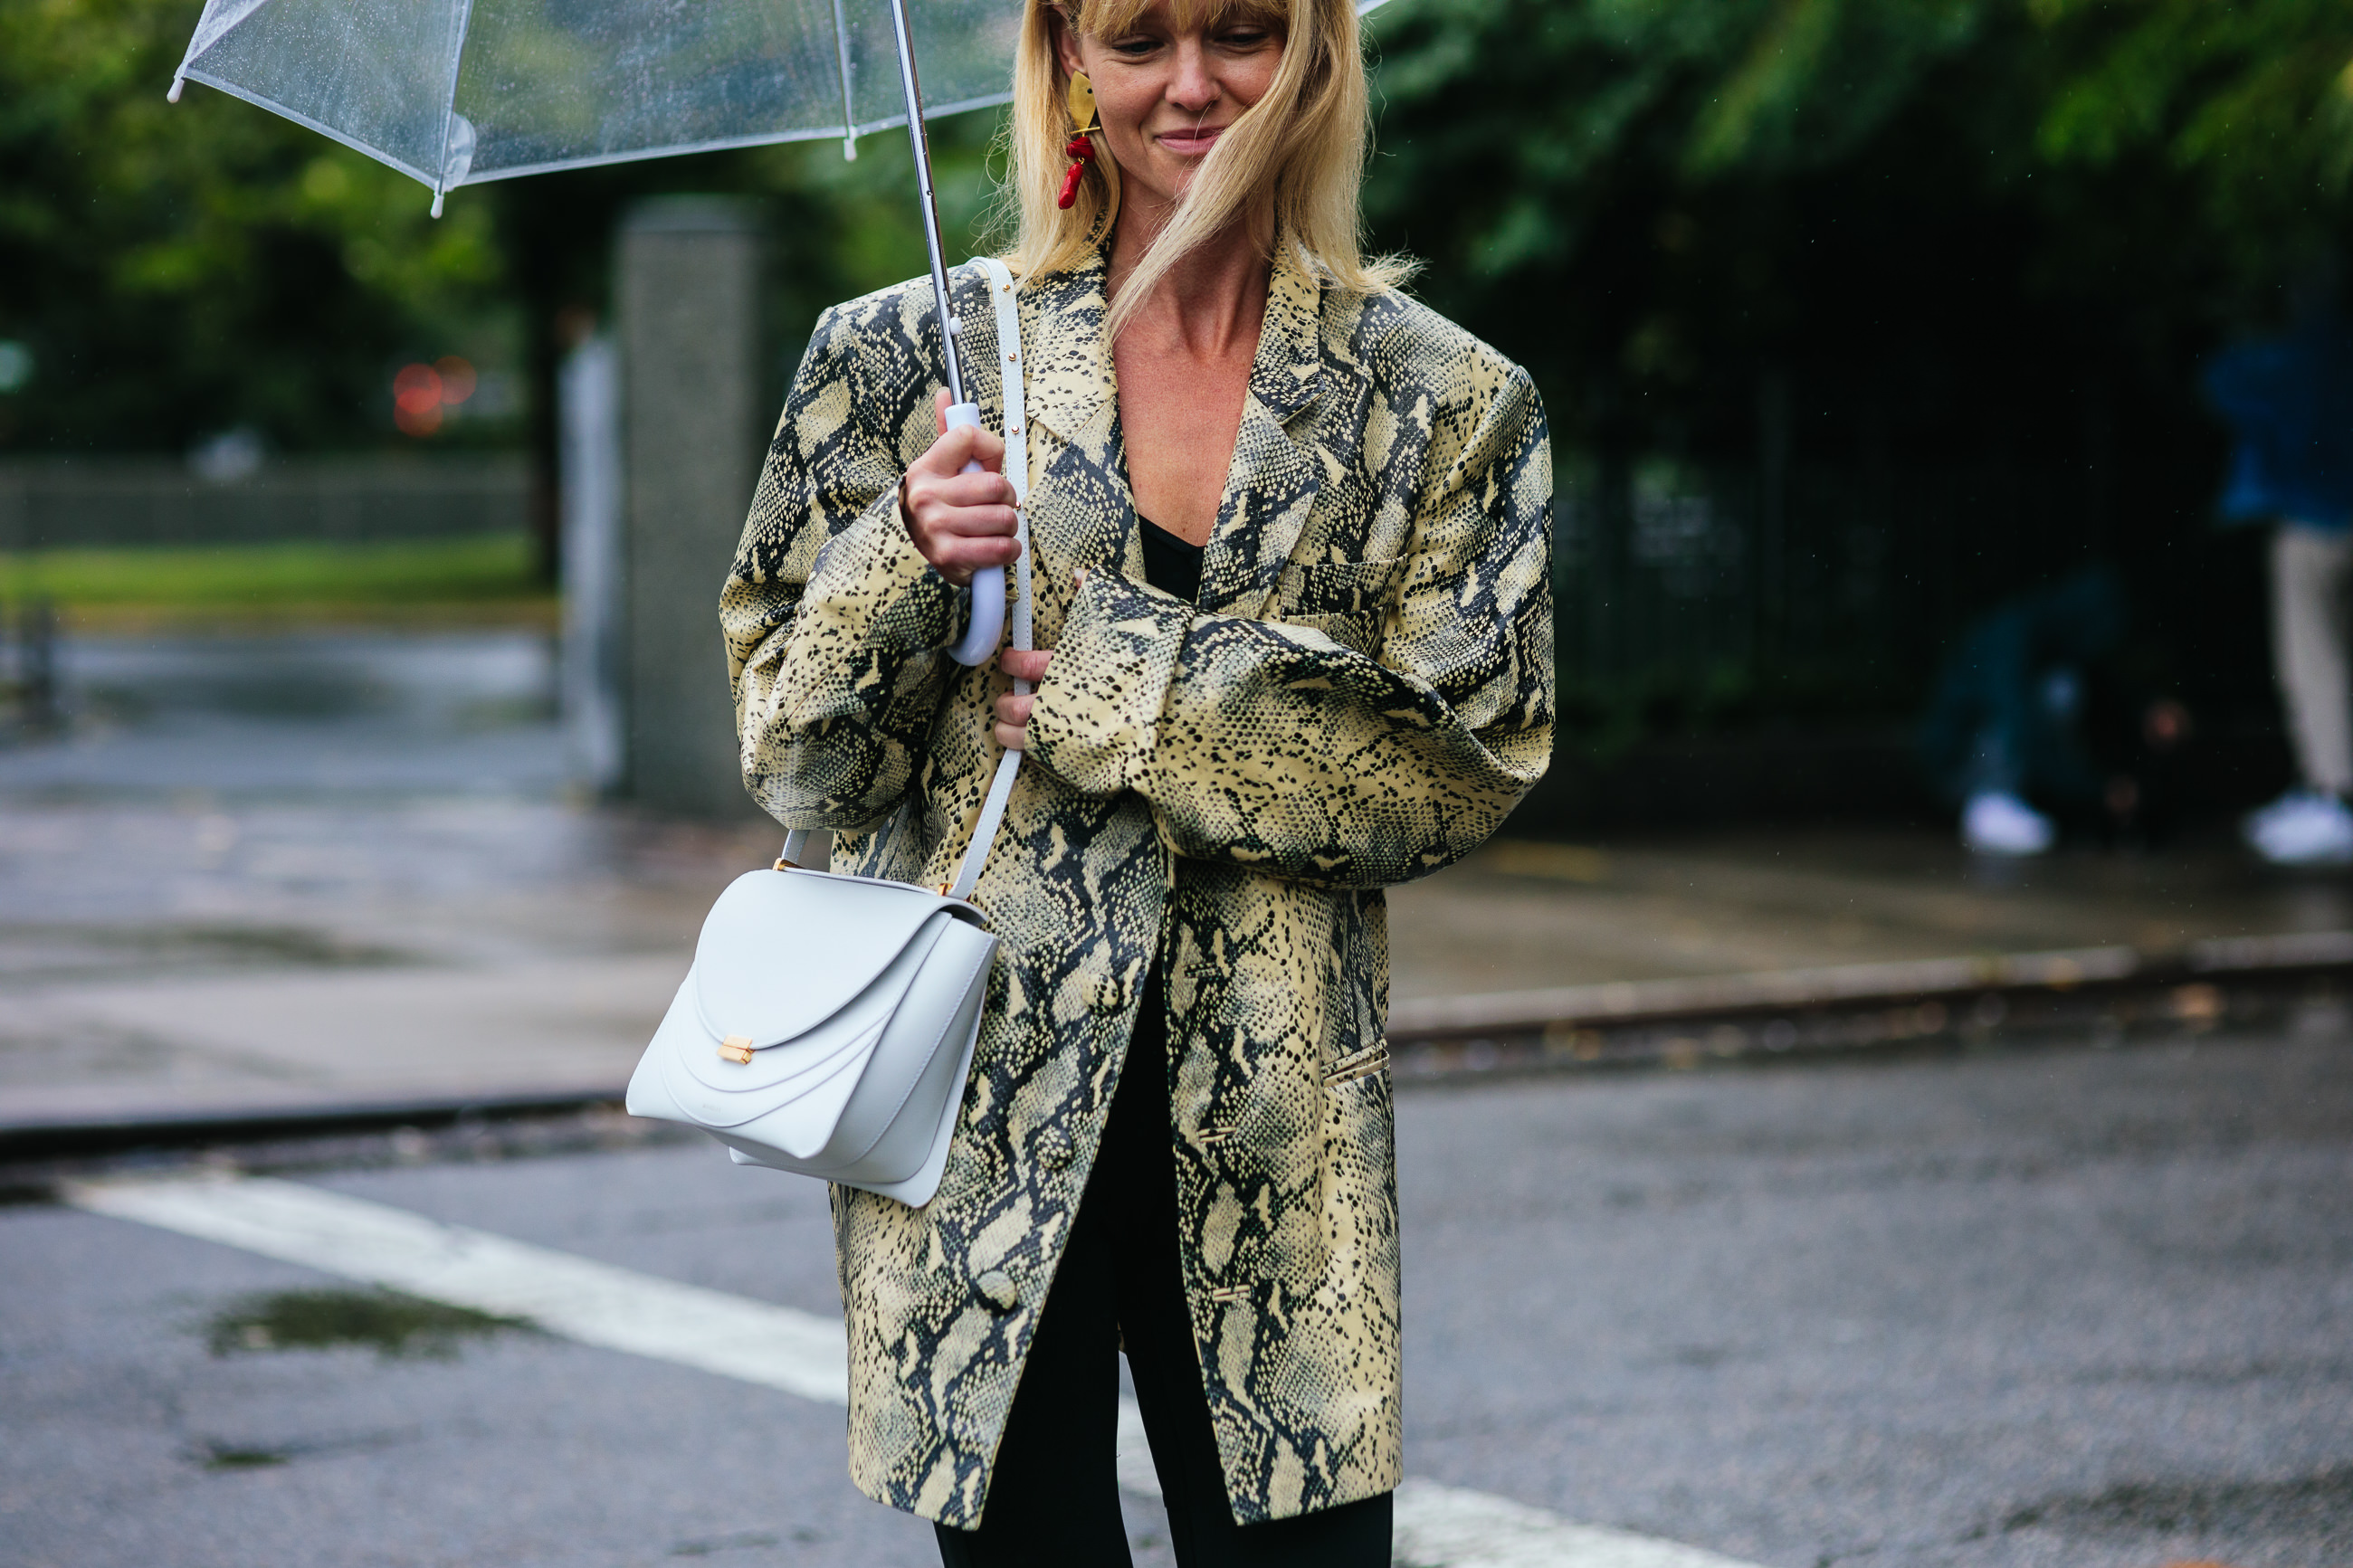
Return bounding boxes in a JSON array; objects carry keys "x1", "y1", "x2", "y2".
[
  {"x1": 1108, "y1": 35, "x2": 1158, "y2": 55},
  {"x1": 1218, "y1": 27, "x2": 1272, "y2": 47}
]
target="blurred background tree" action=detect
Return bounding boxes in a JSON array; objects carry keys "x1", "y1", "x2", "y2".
[
  {"x1": 0, "y1": 0, "x2": 506, "y2": 453},
  {"x1": 2, "y1": 0, "x2": 999, "y2": 575},
  {"x1": 1367, "y1": 0, "x2": 2353, "y2": 459},
  {"x1": 1363, "y1": 0, "x2": 2353, "y2": 759}
]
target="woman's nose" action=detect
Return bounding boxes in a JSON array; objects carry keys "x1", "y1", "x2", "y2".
[{"x1": 1165, "y1": 40, "x2": 1219, "y2": 109}]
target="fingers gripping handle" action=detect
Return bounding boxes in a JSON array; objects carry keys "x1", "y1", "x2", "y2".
[{"x1": 943, "y1": 402, "x2": 1005, "y2": 667}]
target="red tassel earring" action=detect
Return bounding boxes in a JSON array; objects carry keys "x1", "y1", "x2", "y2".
[{"x1": 1057, "y1": 72, "x2": 1098, "y2": 211}]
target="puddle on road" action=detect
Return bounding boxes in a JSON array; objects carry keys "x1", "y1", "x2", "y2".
[
  {"x1": 670, "y1": 1533, "x2": 786, "y2": 1557},
  {"x1": 205, "y1": 1287, "x2": 538, "y2": 1361},
  {"x1": 188, "y1": 1426, "x2": 419, "y2": 1473},
  {"x1": 196, "y1": 1440, "x2": 291, "y2": 1471}
]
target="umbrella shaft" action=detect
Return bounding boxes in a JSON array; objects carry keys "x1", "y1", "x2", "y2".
[{"x1": 888, "y1": 0, "x2": 967, "y2": 406}]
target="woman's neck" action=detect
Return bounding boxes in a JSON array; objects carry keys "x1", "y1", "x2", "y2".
[{"x1": 1105, "y1": 204, "x2": 1274, "y2": 360}]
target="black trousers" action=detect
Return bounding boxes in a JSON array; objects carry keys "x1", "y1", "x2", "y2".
[{"x1": 934, "y1": 974, "x2": 1393, "y2": 1568}]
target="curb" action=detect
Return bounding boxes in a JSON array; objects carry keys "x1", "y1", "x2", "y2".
[
  {"x1": 1386, "y1": 929, "x2": 2353, "y2": 1077},
  {"x1": 0, "y1": 1090, "x2": 627, "y2": 1163},
  {"x1": 1388, "y1": 929, "x2": 2353, "y2": 1042}
]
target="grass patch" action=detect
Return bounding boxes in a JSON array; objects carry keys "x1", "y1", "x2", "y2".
[
  {"x1": 0, "y1": 536, "x2": 549, "y2": 617},
  {"x1": 206, "y1": 1287, "x2": 538, "y2": 1361}
]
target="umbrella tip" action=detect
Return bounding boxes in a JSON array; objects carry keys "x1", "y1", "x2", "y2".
[
  {"x1": 430, "y1": 189, "x2": 445, "y2": 218},
  {"x1": 167, "y1": 75, "x2": 184, "y2": 103},
  {"x1": 842, "y1": 134, "x2": 858, "y2": 162}
]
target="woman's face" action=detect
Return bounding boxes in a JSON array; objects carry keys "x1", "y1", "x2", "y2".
[{"x1": 1054, "y1": 1, "x2": 1286, "y2": 218}]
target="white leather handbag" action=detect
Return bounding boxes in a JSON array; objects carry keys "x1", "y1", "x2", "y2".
[{"x1": 625, "y1": 257, "x2": 1033, "y2": 1208}]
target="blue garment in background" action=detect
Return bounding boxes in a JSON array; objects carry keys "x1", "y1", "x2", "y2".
[
  {"x1": 2203, "y1": 318, "x2": 2353, "y2": 531},
  {"x1": 1918, "y1": 566, "x2": 2129, "y2": 806}
]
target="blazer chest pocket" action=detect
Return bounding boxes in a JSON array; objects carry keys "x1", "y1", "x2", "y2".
[{"x1": 1272, "y1": 557, "x2": 1404, "y2": 657}]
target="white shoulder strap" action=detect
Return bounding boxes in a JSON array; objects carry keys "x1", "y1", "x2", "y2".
[{"x1": 783, "y1": 256, "x2": 1029, "y2": 901}]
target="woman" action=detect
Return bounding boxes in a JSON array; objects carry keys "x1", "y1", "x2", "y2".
[{"x1": 721, "y1": 0, "x2": 1553, "y2": 1559}]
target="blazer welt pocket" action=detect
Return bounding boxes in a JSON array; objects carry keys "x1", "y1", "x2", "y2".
[
  {"x1": 1277, "y1": 556, "x2": 1405, "y2": 616},
  {"x1": 1323, "y1": 1043, "x2": 1390, "y2": 1087}
]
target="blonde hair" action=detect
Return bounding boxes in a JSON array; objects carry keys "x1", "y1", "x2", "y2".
[{"x1": 999, "y1": 0, "x2": 1413, "y2": 334}]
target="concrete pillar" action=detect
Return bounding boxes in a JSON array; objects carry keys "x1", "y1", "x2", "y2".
[{"x1": 617, "y1": 197, "x2": 767, "y2": 819}]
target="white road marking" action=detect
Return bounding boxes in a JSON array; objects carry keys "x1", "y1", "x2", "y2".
[
  {"x1": 61, "y1": 1171, "x2": 847, "y2": 1404},
  {"x1": 1391, "y1": 1480, "x2": 1762, "y2": 1568},
  {"x1": 61, "y1": 1171, "x2": 1765, "y2": 1568}
]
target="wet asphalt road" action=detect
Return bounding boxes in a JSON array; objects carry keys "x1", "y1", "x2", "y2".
[{"x1": 5, "y1": 1028, "x2": 2348, "y2": 1568}]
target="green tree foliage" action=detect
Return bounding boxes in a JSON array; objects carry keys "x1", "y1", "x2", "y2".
[
  {"x1": 2031, "y1": 0, "x2": 2353, "y2": 280},
  {"x1": 0, "y1": 0, "x2": 1001, "y2": 459},
  {"x1": 1363, "y1": 0, "x2": 2353, "y2": 456},
  {"x1": 0, "y1": 0, "x2": 506, "y2": 451}
]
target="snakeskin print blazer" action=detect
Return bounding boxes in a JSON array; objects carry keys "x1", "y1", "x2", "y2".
[{"x1": 721, "y1": 242, "x2": 1553, "y2": 1529}]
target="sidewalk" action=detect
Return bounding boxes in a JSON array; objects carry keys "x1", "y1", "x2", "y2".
[
  {"x1": 5, "y1": 629, "x2": 2350, "y2": 1143},
  {"x1": 12, "y1": 806, "x2": 2348, "y2": 1140}
]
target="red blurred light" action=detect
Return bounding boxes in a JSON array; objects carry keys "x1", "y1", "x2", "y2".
[
  {"x1": 434, "y1": 356, "x2": 477, "y2": 404},
  {"x1": 395, "y1": 402, "x2": 443, "y2": 436},
  {"x1": 393, "y1": 363, "x2": 443, "y2": 415}
]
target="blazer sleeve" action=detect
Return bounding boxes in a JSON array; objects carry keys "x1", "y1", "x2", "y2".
[
  {"x1": 1024, "y1": 358, "x2": 1555, "y2": 890},
  {"x1": 721, "y1": 301, "x2": 967, "y2": 833}
]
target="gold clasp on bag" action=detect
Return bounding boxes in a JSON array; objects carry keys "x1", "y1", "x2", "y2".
[{"x1": 717, "y1": 1035, "x2": 755, "y2": 1065}]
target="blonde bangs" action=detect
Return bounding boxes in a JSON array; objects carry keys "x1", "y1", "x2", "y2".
[
  {"x1": 1067, "y1": 0, "x2": 1288, "y2": 43},
  {"x1": 996, "y1": 0, "x2": 1413, "y2": 331}
]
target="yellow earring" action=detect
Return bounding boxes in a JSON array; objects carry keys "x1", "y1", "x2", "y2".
[{"x1": 1058, "y1": 72, "x2": 1099, "y2": 209}]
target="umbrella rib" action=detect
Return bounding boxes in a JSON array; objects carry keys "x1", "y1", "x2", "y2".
[
  {"x1": 830, "y1": 0, "x2": 860, "y2": 158},
  {"x1": 429, "y1": 0, "x2": 480, "y2": 216}
]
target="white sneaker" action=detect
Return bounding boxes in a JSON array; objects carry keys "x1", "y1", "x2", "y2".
[
  {"x1": 2244, "y1": 790, "x2": 2353, "y2": 865},
  {"x1": 1962, "y1": 791, "x2": 2055, "y2": 856}
]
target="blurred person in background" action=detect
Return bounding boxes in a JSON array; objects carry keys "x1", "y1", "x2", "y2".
[
  {"x1": 1919, "y1": 565, "x2": 2191, "y2": 856},
  {"x1": 2205, "y1": 264, "x2": 2353, "y2": 865}
]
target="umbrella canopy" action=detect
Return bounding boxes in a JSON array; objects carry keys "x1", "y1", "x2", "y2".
[{"x1": 168, "y1": 0, "x2": 1022, "y2": 212}]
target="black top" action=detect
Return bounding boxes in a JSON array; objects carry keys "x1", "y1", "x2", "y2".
[{"x1": 1138, "y1": 515, "x2": 1204, "y2": 605}]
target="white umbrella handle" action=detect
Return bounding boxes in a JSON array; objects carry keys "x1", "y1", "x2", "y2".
[
  {"x1": 942, "y1": 401, "x2": 1005, "y2": 665},
  {"x1": 883, "y1": 0, "x2": 999, "y2": 668}
]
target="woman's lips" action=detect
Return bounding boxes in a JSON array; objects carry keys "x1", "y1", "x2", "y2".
[{"x1": 1155, "y1": 124, "x2": 1226, "y2": 154}]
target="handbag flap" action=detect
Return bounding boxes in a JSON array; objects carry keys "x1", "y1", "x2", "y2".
[{"x1": 691, "y1": 867, "x2": 975, "y2": 1045}]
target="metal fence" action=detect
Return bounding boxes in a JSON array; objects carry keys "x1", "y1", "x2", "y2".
[
  {"x1": 0, "y1": 455, "x2": 534, "y2": 551},
  {"x1": 1554, "y1": 454, "x2": 2123, "y2": 726}
]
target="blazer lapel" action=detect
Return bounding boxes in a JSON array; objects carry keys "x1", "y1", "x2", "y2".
[
  {"x1": 1198, "y1": 249, "x2": 1326, "y2": 617},
  {"x1": 1020, "y1": 245, "x2": 1328, "y2": 615},
  {"x1": 1020, "y1": 254, "x2": 1140, "y2": 591}
]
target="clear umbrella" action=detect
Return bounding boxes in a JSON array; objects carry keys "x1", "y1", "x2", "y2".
[
  {"x1": 165, "y1": 0, "x2": 1385, "y2": 661},
  {"x1": 167, "y1": 0, "x2": 1019, "y2": 211}
]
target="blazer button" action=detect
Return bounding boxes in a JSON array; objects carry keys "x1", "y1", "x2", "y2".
[{"x1": 975, "y1": 1270, "x2": 1020, "y2": 1313}]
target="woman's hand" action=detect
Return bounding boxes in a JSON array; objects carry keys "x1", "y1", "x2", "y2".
[
  {"x1": 993, "y1": 649, "x2": 1053, "y2": 750},
  {"x1": 901, "y1": 389, "x2": 1022, "y2": 587}
]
